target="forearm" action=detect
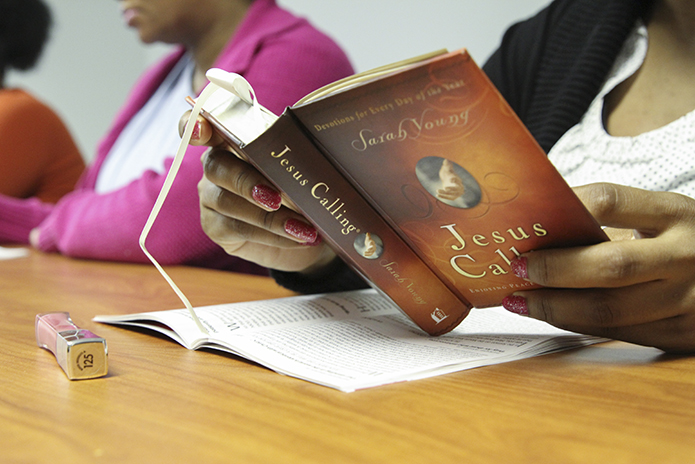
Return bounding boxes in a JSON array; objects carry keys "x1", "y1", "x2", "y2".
[
  {"x1": 0, "y1": 194, "x2": 54, "y2": 244},
  {"x1": 34, "y1": 155, "x2": 216, "y2": 264}
]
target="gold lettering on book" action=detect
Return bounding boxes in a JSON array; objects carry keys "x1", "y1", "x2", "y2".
[
  {"x1": 395, "y1": 97, "x2": 414, "y2": 106},
  {"x1": 440, "y1": 79, "x2": 466, "y2": 91},
  {"x1": 270, "y1": 145, "x2": 309, "y2": 186},
  {"x1": 380, "y1": 260, "x2": 427, "y2": 305},
  {"x1": 351, "y1": 108, "x2": 471, "y2": 152},
  {"x1": 466, "y1": 281, "x2": 534, "y2": 294},
  {"x1": 467, "y1": 285, "x2": 508, "y2": 294},
  {"x1": 440, "y1": 222, "x2": 548, "y2": 279},
  {"x1": 314, "y1": 115, "x2": 356, "y2": 132},
  {"x1": 368, "y1": 103, "x2": 395, "y2": 115},
  {"x1": 267, "y1": 145, "x2": 360, "y2": 236},
  {"x1": 310, "y1": 183, "x2": 359, "y2": 236},
  {"x1": 449, "y1": 254, "x2": 485, "y2": 279},
  {"x1": 314, "y1": 80, "x2": 468, "y2": 128}
]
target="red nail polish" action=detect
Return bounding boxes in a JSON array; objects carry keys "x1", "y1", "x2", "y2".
[
  {"x1": 502, "y1": 295, "x2": 529, "y2": 315},
  {"x1": 191, "y1": 120, "x2": 201, "y2": 140},
  {"x1": 300, "y1": 234, "x2": 323, "y2": 246},
  {"x1": 511, "y1": 256, "x2": 529, "y2": 279},
  {"x1": 285, "y1": 218, "x2": 318, "y2": 243},
  {"x1": 252, "y1": 184, "x2": 281, "y2": 211}
]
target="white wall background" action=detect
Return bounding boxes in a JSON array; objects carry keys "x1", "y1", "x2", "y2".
[{"x1": 7, "y1": 0, "x2": 550, "y2": 161}]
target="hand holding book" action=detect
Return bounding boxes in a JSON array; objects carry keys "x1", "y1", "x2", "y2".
[
  {"x1": 183, "y1": 114, "x2": 338, "y2": 274},
  {"x1": 503, "y1": 183, "x2": 695, "y2": 353}
]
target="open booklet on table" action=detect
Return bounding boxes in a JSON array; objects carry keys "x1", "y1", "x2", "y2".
[
  {"x1": 0, "y1": 245, "x2": 29, "y2": 260},
  {"x1": 95, "y1": 289, "x2": 605, "y2": 392}
]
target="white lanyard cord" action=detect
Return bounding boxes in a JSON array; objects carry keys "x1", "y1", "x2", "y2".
[{"x1": 138, "y1": 83, "x2": 219, "y2": 335}]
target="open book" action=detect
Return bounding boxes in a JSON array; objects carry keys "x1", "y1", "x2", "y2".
[
  {"x1": 95, "y1": 289, "x2": 604, "y2": 392},
  {"x1": 181, "y1": 49, "x2": 606, "y2": 336}
]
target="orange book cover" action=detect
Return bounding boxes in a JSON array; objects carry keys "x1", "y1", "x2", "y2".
[
  {"x1": 289, "y1": 49, "x2": 607, "y2": 308},
  {"x1": 237, "y1": 114, "x2": 472, "y2": 335}
]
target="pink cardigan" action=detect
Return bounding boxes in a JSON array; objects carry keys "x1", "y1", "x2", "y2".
[{"x1": 0, "y1": 0, "x2": 353, "y2": 271}]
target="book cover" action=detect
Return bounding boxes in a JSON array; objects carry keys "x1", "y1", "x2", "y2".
[
  {"x1": 195, "y1": 49, "x2": 606, "y2": 334},
  {"x1": 218, "y1": 113, "x2": 472, "y2": 335},
  {"x1": 289, "y1": 49, "x2": 607, "y2": 308}
]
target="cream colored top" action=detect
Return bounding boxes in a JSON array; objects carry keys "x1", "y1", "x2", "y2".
[{"x1": 549, "y1": 23, "x2": 695, "y2": 197}]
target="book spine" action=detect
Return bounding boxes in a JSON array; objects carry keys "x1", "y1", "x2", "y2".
[{"x1": 233, "y1": 112, "x2": 471, "y2": 335}]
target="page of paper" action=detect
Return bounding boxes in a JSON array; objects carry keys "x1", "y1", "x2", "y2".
[
  {"x1": 96, "y1": 289, "x2": 604, "y2": 392},
  {"x1": 94, "y1": 289, "x2": 397, "y2": 348},
  {"x1": 213, "y1": 305, "x2": 600, "y2": 391},
  {"x1": 0, "y1": 246, "x2": 29, "y2": 260}
]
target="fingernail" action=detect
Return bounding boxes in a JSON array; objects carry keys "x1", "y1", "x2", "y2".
[
  {"x1": 511, "y1": 256, "x2": 529, "y2": 279},
  {"x1": 300, "y1": 234, "x2": 323, "y2": 246},
  {"x1": 502, "y1": 295, "x2": 529, "y2": 315},
  {"x1": 252, "y1": 184, "x2": 282, "y2": 211},
  {"x1": 191, "y1": 120, "x2": 201, "y2": 140},
  {"x1": 285, "y1": 218, "x2": 318, "y2": 243}
]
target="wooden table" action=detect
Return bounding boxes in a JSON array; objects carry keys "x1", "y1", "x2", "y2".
[{"x1": 2, "y1": 250, "x2": 694, "y2": 463}]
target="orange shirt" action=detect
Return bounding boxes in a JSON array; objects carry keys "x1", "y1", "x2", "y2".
[{"x1": 0, "y1": 89, "x2": 85, "y2": 203}]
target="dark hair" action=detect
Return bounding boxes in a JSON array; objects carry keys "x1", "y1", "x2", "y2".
[{"x1": 0, "y1": 0, "x2": 52, "y2": 74}]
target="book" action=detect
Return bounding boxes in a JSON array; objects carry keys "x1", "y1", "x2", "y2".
[
  {"x1": 188, "y1": 49, "x2": 606, "y2": 336},
  {"x1": 94, "y1": 289, "x2": 605, "y2": 392}
]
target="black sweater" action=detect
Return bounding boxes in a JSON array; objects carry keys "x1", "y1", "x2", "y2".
[
  {"x1": 272, "y1": 0, "x2": 653, "y2": 294},
  {"x1": 483, "y1": 0, "x2": 652, "y2": 152}
]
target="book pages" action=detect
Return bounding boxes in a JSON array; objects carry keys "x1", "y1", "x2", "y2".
[
  {"x1": 0, "y1": 246, "x2": 29, "y2": 260},
  {"x1": 95, "y1": 289, "x2": 605, "y2": 392}
]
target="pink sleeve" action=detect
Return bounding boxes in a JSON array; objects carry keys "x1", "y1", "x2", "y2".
[
  {"x1": 243, "y1": 28, "x2": 354, "y2": 115},
  {"x1": 22, "y1": 20, "x2": 352, "y2": 269},
  {"x1": 0, "y1": 194, "x2": 54, "y2": 243},
  {"x1": 34, "y1": 147, "x2": 216, "y2": 265}
]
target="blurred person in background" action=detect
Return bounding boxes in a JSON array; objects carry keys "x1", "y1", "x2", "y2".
[
  {"x1": 0, "y1": 0, "x2": 84, "y2": 203},
  {"x1": 0, "y1": 0, "x2": 352, "y2": 274}
]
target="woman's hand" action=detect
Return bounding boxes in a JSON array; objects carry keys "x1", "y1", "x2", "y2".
[
  {"x1": 184, "y1": 114, "x2": 336, "y2": 273},
  {"x1": 503, "y1": 183, "x2": 695, "y2": 353}
]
